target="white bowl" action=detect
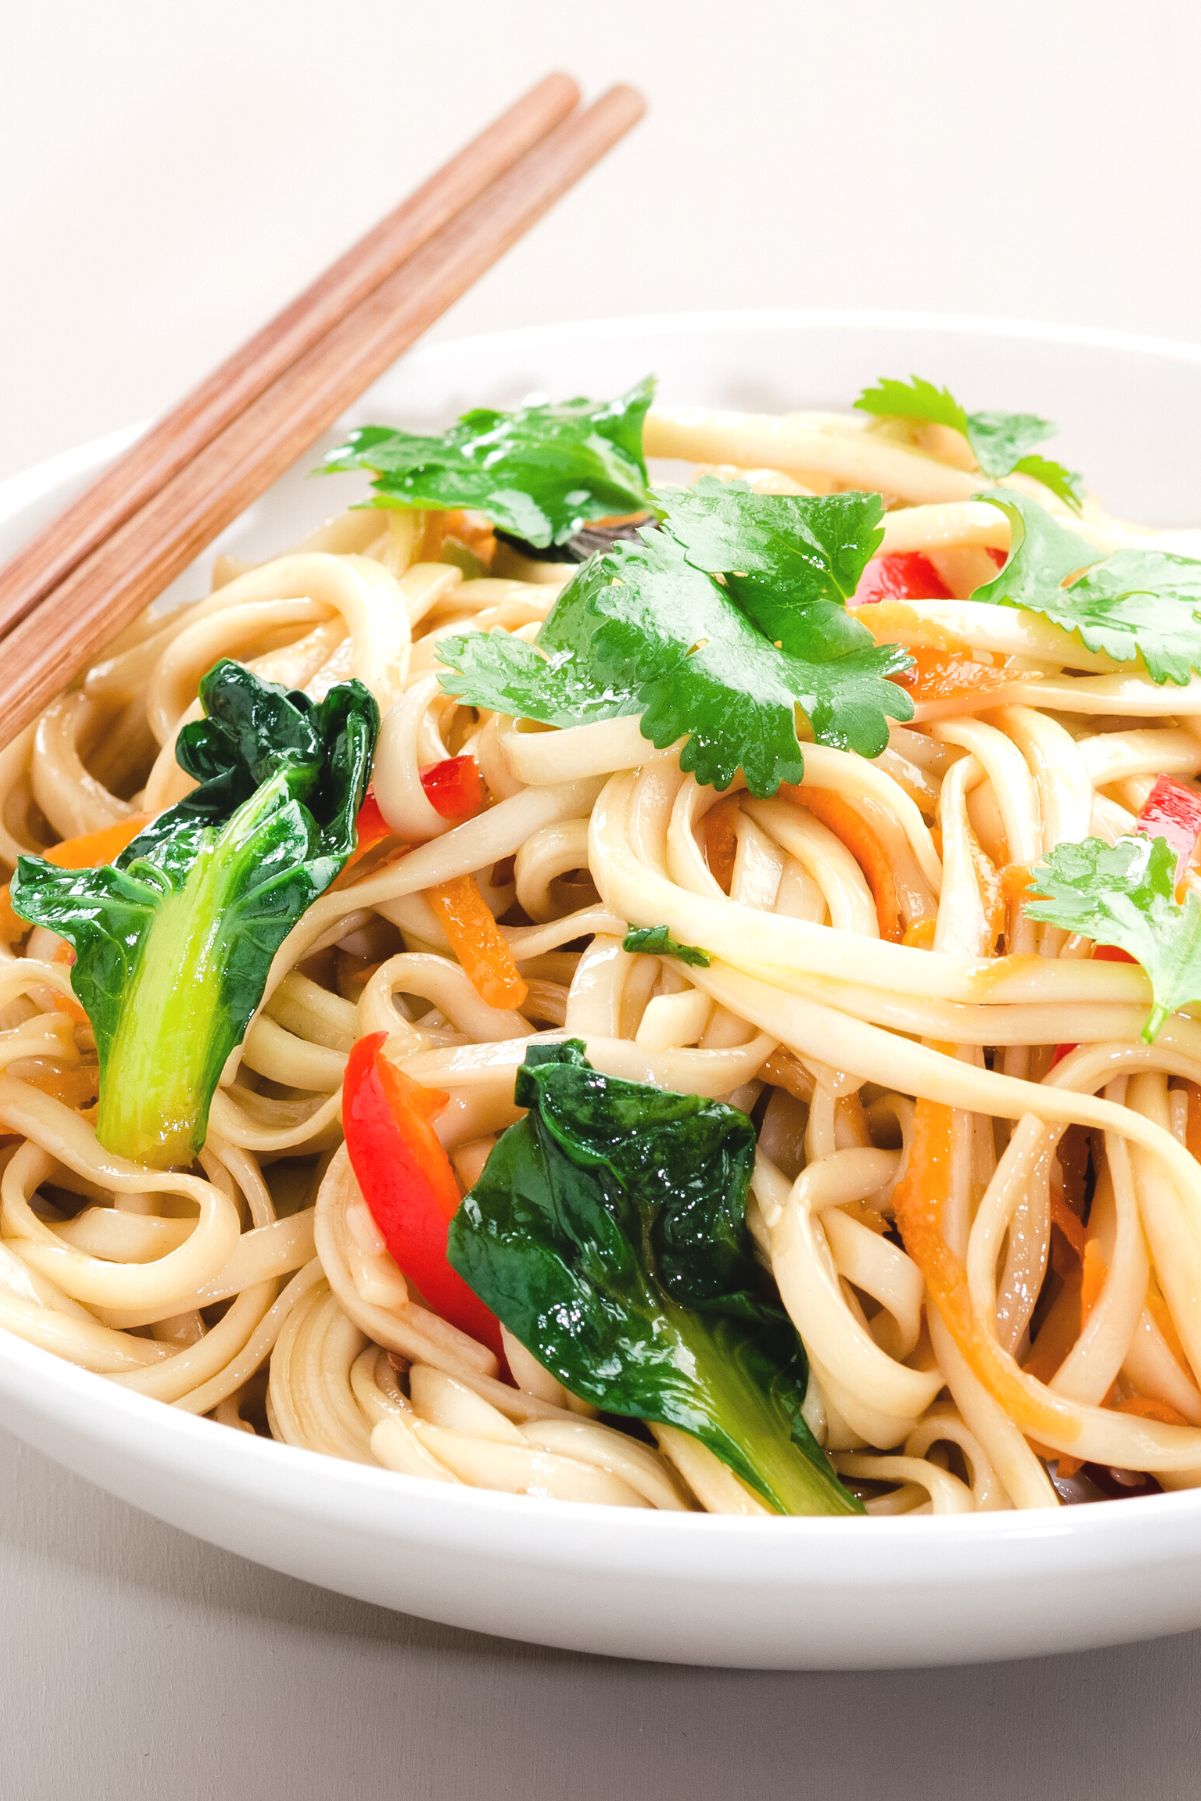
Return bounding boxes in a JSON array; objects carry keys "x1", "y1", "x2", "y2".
[{"x1": 5, "y1": 310, "x2": 1201, "y2": 1671}]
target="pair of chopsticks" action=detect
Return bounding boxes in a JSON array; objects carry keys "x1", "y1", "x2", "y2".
[{"x1": 0, "y1": 73, "x2": 644, "y2": 749}]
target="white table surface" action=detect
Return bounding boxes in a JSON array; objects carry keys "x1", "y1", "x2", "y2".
[{"x1": 4, "y1": 2, "x2": 1201, "y2": 1793}]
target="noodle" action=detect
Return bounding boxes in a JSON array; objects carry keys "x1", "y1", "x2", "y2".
[{"x1": 6, "y1": 389, "x2": 1201, "y2": 1517}]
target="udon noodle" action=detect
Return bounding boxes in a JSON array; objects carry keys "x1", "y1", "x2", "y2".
[{"x1": 4, "y1": 392, "x2": 1201, "y2": 1517}]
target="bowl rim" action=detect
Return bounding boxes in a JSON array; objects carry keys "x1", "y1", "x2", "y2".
[{"x1": 3, "y1": 303, "x2": 1201, "y2": 1558}]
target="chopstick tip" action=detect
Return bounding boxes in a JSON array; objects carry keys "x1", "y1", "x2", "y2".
[{"x1": 593, "y1": 82, "x2": 648, "y2": 129}]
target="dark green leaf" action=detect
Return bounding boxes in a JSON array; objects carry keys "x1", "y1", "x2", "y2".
[
  {"x1": 447, "y1": 1040, "x2": 862, "y2": 1515},
  {"x1": 622, "y1": 925, "x2": 711, "y2": 967},
  {"x1": 317, "y1": 379, "x2": 656, "y2": 548},
  {"x1": 10, "y1": 661, "x2": 378, "y2": 1167}
]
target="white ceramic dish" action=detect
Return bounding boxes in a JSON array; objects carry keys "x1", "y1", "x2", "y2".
[{"x1": 5, "y1": 311, "x2": 1201, "y2": 1671}]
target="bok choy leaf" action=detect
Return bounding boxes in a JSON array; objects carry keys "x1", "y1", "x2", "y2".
[
  {"x1": 10, "y1": 660, "x2": 378, "y2": 1168},
  {"x1": 447, "y1": 1040, "x2": 862, "y2": 1515}
]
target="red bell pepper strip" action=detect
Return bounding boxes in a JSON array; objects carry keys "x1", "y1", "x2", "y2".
[
  {"x1": 354, "y1": 790, "x2": 392, "y2": 860},
  {"x1": 352, "y1": 758, "x2": 485, "y2": 861},
  {"x1": 342, "y1": 1032, "x2": 503, "y2": 1357},
  {"x1": 1136, "y1": 774, "x2": 1201, "y2": 888},
  {"x1": 854, "y1": 552, "x2": 952, "y2": 604},
  {"x1": 1052, "y1": 776, "x2": 1201, "y2": 1060},
  {"x1": 420, "y1": 754, "x2": 486, "y2": 821}
]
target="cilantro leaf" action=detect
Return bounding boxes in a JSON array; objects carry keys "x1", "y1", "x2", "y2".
[
  {"x1": 622, "y1": 925, "x2": 711, "y2": 967},
  {"x1": 854, "y1": 375, "x2": 1083, "y2": 509},
  {"x1": 1025, "y1": 834, "x2": 1201, "y2": 1040},
  {"x1": 855, "y1": 375, "x2": 970, "y2": 437},
  {"x1": 317, "y1": 378, "x2": 656, "y2": 548},
  {"x1": 659, "y1": 478, "x2": 884, "y2": 658},
  {"x1": 1003, "y1": 452, "x2": 1082, "y2": 511},
  {"x1": 973, "y1": 491, "x2": 1201, "y2": 684},
  {"x1": 438, "y1": 488, "x2": 914, "y2": 798}
]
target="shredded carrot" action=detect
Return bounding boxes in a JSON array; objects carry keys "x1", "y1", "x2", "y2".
[
  {"x1": 418, "y1": 509, "x2": 497, "y2": 566},
  {"x1": 0, "y1": 890, "x2": 22, "y2": 943},
  {"x1": 41, "y1": 816, "x2": 150, "y2": 870},
  {"x1": 843, "y1": 1198, "x2": 890, "y2": 1236},
  {"x1": 16, "y1": 1064, "x2": 99, "y2": 1109},
  {"x1": 893, "y1": 647, "x2": 1019, "y2": 705},
  {"x1": 850, "y1": 601, "x2": 967, "y2": 652},
  {"x1": 1059, "y1": 1388, "x2": 1194, "y2": 1477},
  {"x1": 1113, "y1": 1394, "x2": 1192, "y2": 1428},
  {"x1": 1186, "y1": 1082, "x2": 1201, "y2": 1163},
  {"x1": 1023, "y1": 1273, "x2": 1085, "y2": 1387},
  {"x1": 1146, "y1": 1282, "x2": 1190, "y2": 1372},
  {"x1": 4, "y1": 816, "x2": 150, "y2": 1023},
  {"x1": 967, "y1": 832, "x2": 1005, "y2": 951},
  {"x1": 1080, "y1": 1238, "x2": 1108, "y2": 1327},
  {"x1": 703, "y1": 796, "x2": 742, "y2": 894},
  {"x1": 1050, "y1": 1189, "x2": 1087, "y2": 1264},
  {"x1": 894, "y1": 1095, "x2": 1074, "y2": 1441},
  {"x1": 903, "y1": 917, "x2": 938, "y2": 950},
  {"x1": 999, "y1": 861, "x2": 1033, "y2": 906},
  {"x1": 1, "y1": 814, "x2": 150, "y2": 944},
  {"x1": 427, "y1": 875, "x2": 528, "y2": 1010},
  {"x1": 785, "y1": 786, "x2": 903, "y2": 943}
]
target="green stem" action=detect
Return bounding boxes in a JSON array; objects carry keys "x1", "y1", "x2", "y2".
[
  {"x1": 677, "y1": 1307, "x2": 864, "y2": 1517},
  {"x1": 96, "y1": 776, "x2": 288, "y2": 1168}
]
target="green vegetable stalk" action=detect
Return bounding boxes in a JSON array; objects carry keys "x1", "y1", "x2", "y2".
[
  {"x1": 10, "y1": 660, "x2": 378, "y2": 1168},
  {"x1": 448, "y1": 1041, "x2": 862, "y2": 1516}
]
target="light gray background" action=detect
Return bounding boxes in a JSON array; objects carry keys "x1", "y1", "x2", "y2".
[{"x1": 3, "y1": 3, "x2": 1201, "y2": 1795}]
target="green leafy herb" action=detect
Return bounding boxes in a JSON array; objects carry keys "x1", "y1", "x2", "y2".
[
  {"x1": 438, "y1": 480, "x2": 913, "y2": 798},
  {"x1": 10, "y1": 661, "x2": 378, "y2": 1167},
  {"x1": 1025, "y1": 834, "x2": 1201, "y2": 1039},
  {"x1": 447, "y1": 1041, "x2": 861, "y2": 1515},
  {"x1": 972, "y1": 490, "x2": 1201, "y2": 685},
  {"x1": 854, "y1": 374, "x2": 1083, "y2": 508},
  {"x1": 622, "y1": 925, "x2": 711, "y2": 967},
  {"x1": 317, "y1": 378, "x2": 656, "y2": 548}
]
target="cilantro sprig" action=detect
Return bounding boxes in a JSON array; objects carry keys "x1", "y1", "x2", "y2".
[
  {"x1": 1026, "y1": 834, "x2": 1201, "y2": 1040},
  {"x1": 437, "y1": 478, "x2": 914, "y2": 798},
  {"x1": 317, "y1": 379, "x2": 656, "y2": 548},
  {"x1": 854, "y1": 375, "x2": 1083, "y2": 509},
  {"x1": 972, "y1": 491, "x2": 1201, "y2": 685}
]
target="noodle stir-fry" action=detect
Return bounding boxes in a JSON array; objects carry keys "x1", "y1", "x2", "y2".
[{"x1": 5, "y1": 371, "x2": 1201, "y2": 1516}]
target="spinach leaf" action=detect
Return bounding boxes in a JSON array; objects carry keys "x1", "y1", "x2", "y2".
[
  {"x1": 447, "y1": 1041, "x2": 862, "y2": 1515},
  {"x1": 318, "y1": 378, "x2": 656, "y2": 548},
  {"x1": 10, "y1": 660, "x2": 378, "y2": 1167}
]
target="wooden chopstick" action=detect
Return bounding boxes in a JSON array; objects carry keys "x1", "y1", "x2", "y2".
[
  {"x1": 0, "y1": 82, "x2": 645, "y2": 749},
  {"x1": 0, "y1": 71, "x2": 581, "y2": 645}
]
